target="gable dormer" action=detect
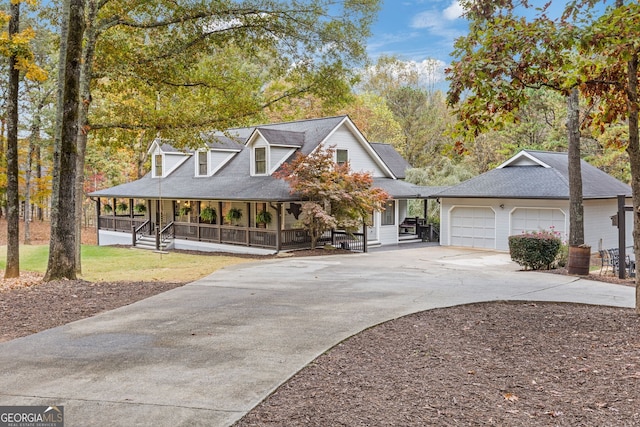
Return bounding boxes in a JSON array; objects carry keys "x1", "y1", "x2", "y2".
[
  {"x1": 195, "y1": 134, "x2": 243, "y2": 177},
  {"x1": 247, "y1": 128, "x2": 304, "y2": 176},
  {"x1": 148, "y1": 139, "x2": 190, "y2": 178}
]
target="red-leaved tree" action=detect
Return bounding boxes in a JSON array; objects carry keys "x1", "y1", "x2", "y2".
[{"x1": 276, "y1": 145, "x2": 389, "y2": 249}]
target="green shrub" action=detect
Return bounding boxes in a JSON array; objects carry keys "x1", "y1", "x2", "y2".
[{"x1": 508, "y1": 230, "x2": 562, "y2": 270}]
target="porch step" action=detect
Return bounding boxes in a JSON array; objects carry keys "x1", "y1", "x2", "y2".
[
  {"x1": 399, "y1": 236, "x2": 423, "y2": 244},
  {"x1": 134, "y1": 235, "x2": 173, "y2": 251}
]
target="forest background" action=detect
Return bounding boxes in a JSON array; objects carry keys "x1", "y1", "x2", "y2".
[{"x1": 0, "y1": 0, "x2": 635, "y2": 280}]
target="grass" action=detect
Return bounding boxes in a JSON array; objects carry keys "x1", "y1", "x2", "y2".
[{"x1": 0, "y1": 245, "x2": 253, "y2": 283}]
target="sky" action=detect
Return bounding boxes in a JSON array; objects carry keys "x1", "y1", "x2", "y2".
[{"x1": 366, "y1": 0, "x2": 469, "y2": 89}]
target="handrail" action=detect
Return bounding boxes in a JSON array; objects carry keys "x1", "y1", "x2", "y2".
[
  {"x1": 135, "y1": 219, "x2": 150, "y2": 237},
  {"x1": 160, "y1": 222, "x2": 174, "y2": 241}
]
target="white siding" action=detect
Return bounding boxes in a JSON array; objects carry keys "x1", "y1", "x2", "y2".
[
  {"x1": 164, "y1": 153, "x2": 188, "y2": 176},
  {"x1": 269, "y1": 147, "x2": 295, "y2": 172},
  {"x1": 326, "y1": 127, "x2": 387, "y2": 177},
  {"x1": 209, "y1": 151, "x2": 237, "y2": 175},
  {"x1": 584, "y1": 198, "x2": 633, "y2": 251}
]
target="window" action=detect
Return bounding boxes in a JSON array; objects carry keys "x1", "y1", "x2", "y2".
[
  {"x1": 381, "y1": 200, "x2": 395, "y2": 225},
  {"x1": 255, "y1": 147, "x2": 266, "y2": 174},
  {"x1": 336, "y1": 149, "x2": 348, "y2": 165},
  {"x1": 198, "y1": 151, "x2": 208, "y2": 175},
  {"x1": 154, "y1": 154, "x2": 163, "y2": 177}
]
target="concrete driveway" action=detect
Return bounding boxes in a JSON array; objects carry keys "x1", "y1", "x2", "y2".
[{"x1": 0, "y1": 246, "x2": 634, "y2": 426}]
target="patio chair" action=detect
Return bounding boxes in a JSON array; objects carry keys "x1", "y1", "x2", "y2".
[
  {"x1": 607, "y1": 248, "x2": 635, "y2": 278},
  {"x1": 598, "y1": 249, "x2": 613, "y2": 275}
]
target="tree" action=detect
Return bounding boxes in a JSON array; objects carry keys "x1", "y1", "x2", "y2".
[
  {"x1": 43, "y1": 0, "x2": 85, "y2": 281},
  {"x1": 1, "y1": 0, "x2": 47, "y2": 278},
  {"x1": 37, "y1": 0, "x2": 381, "y2": 274},
  {"x1": 4, "y1": 1, "x2": 20, "y2": 279},
  {"x1": 360, "y1": 56, "x2": 456, "y2": 167},
  {"x1": 275, "y1": 145, "x2": 389, "y2": 249},
  {"x1": 449, "y1": 0, "x2": 640, "y2": 311},
  {"x1": 579, "y1": 0, "x2": 640, "y2": 311},
  {"x1": 447, "y1": 1, "x2": 588, "y2": 258}
]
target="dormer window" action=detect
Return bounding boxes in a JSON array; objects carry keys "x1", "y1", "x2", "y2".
[
  {"x1": 197, "y1": 151, "x2": 208, "y2": 176},
  {"x1": 154, "y1": 154, "x2": 163, "y2": 177},
  {"x1": 337, "y1": 149, "x2": 348, "y2": 166},
  {"x1": 255, "y1": 147, "x2": 267, "y2": 175}
]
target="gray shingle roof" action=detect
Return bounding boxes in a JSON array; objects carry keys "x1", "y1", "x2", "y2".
[
  {"x1": 370, "y1": 143, "x2": 411, "y2": 179},
  {"x1": 90, "y1": 116, "x2": 421, "y2": 201},
  {"x1": 256, "y1": 128, "x2": 305, "y2": 147},
  {"x1": 434, "y1": 150, "x2": 631, "y2": 199}
]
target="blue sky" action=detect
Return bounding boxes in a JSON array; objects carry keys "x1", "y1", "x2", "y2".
[{"x1": 366, "y1": 0, "x2": 468, "y2": 87}]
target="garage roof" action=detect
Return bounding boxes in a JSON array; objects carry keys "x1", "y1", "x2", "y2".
[{"x1": 434, "y1": 150, "x2": 631, "y2": 200}]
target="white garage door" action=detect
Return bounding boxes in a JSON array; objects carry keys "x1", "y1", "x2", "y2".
[
  {"x1": 510, "y1": 208, "x2": 566, "y2": 238},
  {"x1": 450, "y1": 207, "x2": 496, "y2": 249}
]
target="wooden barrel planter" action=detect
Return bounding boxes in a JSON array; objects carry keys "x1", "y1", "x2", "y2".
[{"x1": 567, "y1": 245, "x2": 591, "y2": 275}]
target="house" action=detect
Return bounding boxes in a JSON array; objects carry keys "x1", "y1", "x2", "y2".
[
  {"x1": 434, "y1": 150, "x2": 633, "y2": 252},
  {"x1": 89, "y1": 115, "x2": 431, "y2": 253}
]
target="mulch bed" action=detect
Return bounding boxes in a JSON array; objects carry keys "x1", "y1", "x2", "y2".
[
  {"x1": 234, "y1": 302, "x2": 640, "y2": 427},
  {"x1": 0, "y1": 279, "x2": 186, "y2": 342}
]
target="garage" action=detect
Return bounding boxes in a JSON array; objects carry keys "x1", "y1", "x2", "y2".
[
  {"x1": 510, "y1": 208, "x2": 566, "y2": 238},
  {"x1": 449, "y1": 207, "x2": 496, "y2": 249}
]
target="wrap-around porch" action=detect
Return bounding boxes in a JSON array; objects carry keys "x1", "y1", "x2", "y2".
[{"x1": 94, "y1": 198, "x2": 369, "y2": 252}]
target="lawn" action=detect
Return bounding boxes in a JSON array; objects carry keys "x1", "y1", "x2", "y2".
[{"x1": 0, "y1": 245, "x2": 252, "y2": 283}]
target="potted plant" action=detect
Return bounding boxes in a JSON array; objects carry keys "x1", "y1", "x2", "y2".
[
  {"x1": 134, "y1": 203, "x2": 147, "y2": 214},
  {"x1": 179, "y1": 205, "x2": 192, "y2": 216},
  {"x1": 116, "y1": 201, "x2": 128, "y2": 213},
  {"x1": 255, "y1": 209, "x2": 272, "y2": 227},
  {"x1": 226, "y1": 207, "x2": 243, "y2": 225},
  {"x1": 103, "y1": 203, "x2": 113, "y2": 214},
  {"x1": 200, "y1": 206, "x2": 217, "y2": 224}
]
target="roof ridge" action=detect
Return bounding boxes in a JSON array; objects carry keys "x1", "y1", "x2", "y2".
[{"x1": 226, "y1": 115, "x2": 348, "y2": 132}]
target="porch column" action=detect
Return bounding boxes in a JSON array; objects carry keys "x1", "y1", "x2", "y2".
[
  {"x1": 362, "y1": 218, "x2": 368, "y2": 253},
  {"x1": 246, "y1": 202, "x2": 251, "y2": 245},
  {"x1": 217, "y1": 201, "x2": 223, "y2": 243},
  {"x1": 129, "y1": 199, "x2": 134, "y2": 218},
  {"x1": 276, "y1": 203, "x2": 282, "y2": 252},
  {"x1": 196, "y1": 201, "x2": 201, "y2": 240},
  {"x1": 95, "y1": 198, "x2": 101, "y2": 245}
]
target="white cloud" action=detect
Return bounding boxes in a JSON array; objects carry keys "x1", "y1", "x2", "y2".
[
  {"x1": 443, "y1": 1, "x2": 464, "y2": 20},
  {"x1": 411, "y1": 11, "x2": 441, "y2": 30},
  {"x1": 411, "y1": 1, "x2": 464, "y2": 29}
]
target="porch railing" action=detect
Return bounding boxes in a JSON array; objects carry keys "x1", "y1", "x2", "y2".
[
  {"x1": 101, "y1": 216, "x2": 369, "y2": 252},
  {"x1": 99, "y1": 215, "x2": 147, "y2": 233}
]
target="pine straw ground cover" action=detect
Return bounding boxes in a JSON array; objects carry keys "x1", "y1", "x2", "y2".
[{"x1": 1, "y1": 219, "x2": 639, "y2": 425}]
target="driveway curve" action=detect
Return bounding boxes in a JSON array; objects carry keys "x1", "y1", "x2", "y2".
[{"x1": 0, "y1": 246, "x2": 634, "y2": 426}]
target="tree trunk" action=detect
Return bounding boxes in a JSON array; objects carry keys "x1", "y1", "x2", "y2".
[
  {"x1": 44, "y1": 0, "x2": 86, "y2": 281},
  {"x1": 24, "y1": 95, "x2": 46, "y2": 244},
  {"x1": 24, "y1": 130, "x2": 37, "y2": 245},
  {"x1": 625, "y1": 51, "x2": 640, "y2": 314},
  {"x1": 36, "y1": 144, "x2": 43, "y2": 221},
  {"x1": 74, "y1": 0, "x2": 99, "y2": 274},
  {"x1": 4, "y1": 2, "x2": 21, "y2": 279},
  {"x1": 567, "y1": 88, "x2": 584, "y2": 247}
]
